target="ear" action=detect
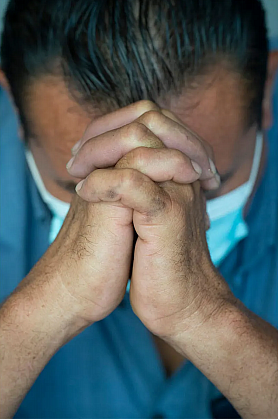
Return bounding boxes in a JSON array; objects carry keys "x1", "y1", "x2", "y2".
[
  {"x1": 261, "y1": 50, "x2": 278, "y2": 130},
  {"x1": 0, "y1": 68, "x2": 25, "y2": 140},
  {"x1": 0, "y1": 68, "x2": 11, "y2": 93}
]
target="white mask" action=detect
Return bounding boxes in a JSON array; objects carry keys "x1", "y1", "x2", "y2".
[
  {"x1": 25, "y1": 150, "x2": 70, "y2": 243},
  {"x1": 26, "y1": 132, "x2": 263, "y2": 263},
  {"x1": 206, "y1": 132, "x2": 263, "y2": 267}
]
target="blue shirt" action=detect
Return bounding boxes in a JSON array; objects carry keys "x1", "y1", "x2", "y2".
[{"x1": 1, "y1": 68, "x2": 277, "y2": 417}]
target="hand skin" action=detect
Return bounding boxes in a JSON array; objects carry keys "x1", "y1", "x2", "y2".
[
  {"x1": 67, "y1": 103, "x2": 221, "y2": 191},
  {"x1": 72, "y1": 106, "x2": 278, "y2": 418},
  {"x1": 0, "y1": 101, "x2": 215, "y2": 418},
  {"x1": 0, "y1": 194, "x2": 135, "y2": 418},
  {"x1": 0, "y1": 101, "x2": 277, "y2": 418},
  {"x1": 76, "y1": 149, "x2": 278, "y2": 419}
]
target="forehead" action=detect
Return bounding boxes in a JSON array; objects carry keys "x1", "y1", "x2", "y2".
[
  {"x1": 164, "y1": 67, "x2": 250, "y2": 173},
  {"x1": 25, "y1": 76, "x2": 96, "y2": 151},
  {"x1": 25, "y1": 71, "x2": 248, "y2": 169}
]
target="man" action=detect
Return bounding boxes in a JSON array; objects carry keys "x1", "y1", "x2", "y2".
[{"x1": 0, "y1": 0, "x2": 277, "y2": 417}]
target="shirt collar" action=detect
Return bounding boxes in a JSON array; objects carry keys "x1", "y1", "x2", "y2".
[
  {"x1": 26, "y1": 160, "x2": 52, "y2": 223},
  {"x1": 245, "y1": 132, "x2": 278, "y2": 249}
]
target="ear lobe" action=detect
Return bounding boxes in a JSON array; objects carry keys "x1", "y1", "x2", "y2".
[
  {"x1": 261, "y1": 51, "x2": 278, "y2": 130},
  {"x1": 0, "y1": 69, "x2": 11, "y2": 93},
  {"x1": 0, "y1": 68, "x2": 16, "y2": 106}
]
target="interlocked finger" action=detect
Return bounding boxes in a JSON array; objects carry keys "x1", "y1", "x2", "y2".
[
  {"x1": 115, "y1": 147, "x2": 202, "y2": 184},
  {"x1": 76, "y1": 168, "x2": 171, "y2": 217}
]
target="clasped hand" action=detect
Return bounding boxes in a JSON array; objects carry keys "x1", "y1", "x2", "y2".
[{"x1": 50, "y1": 100, "x2": 232, "y2": 343}]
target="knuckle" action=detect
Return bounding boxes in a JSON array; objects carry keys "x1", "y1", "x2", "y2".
[
  {"x1": 121, "y1": 168, "x2": 143, "y2": 190},
  {"x1": 115, "y1": 153, "x2": 129, "y2": 169},
  {"x1": 136, "y1": 100, "x2": 159, "y2": 114},
  {"x1": 167, "y1": 149, "x2": 191, "y2": 175},
  {"x1": 118, "y1": 147, "x2": 151, "y2": 170},
  {"x1": 139, "y1": 110, "x2": 161, "y2": 127},
  {"x1": 131, "y1": 146, "x2": 149, "y2": 165},
  {"x1": 171, "y1": 149, "x2": 187, "y2": 165},
  {"x1": 124, "y1": 121, "x2": 149, "y2": 142},
  {"x1": 105, "y1": 188, "x2": 117, "y2": 200}
]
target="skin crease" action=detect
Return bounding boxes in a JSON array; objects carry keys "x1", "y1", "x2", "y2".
[{"x1": 2, "y1": 57, "x2": 276, "y2": 377}]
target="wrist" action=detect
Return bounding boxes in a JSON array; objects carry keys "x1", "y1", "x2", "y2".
[
  {"x1": 10, "y1": 267, "x2": 90, "y2": 346},
  {"x1": 162, "y1": 267, "x2": 240, "y2": 352},
  {"x1": 0, "y1": 272, "x2": 89, "y2": 418},
  {"x1": 184, "y1": 267, "x2": 235, "y2": 333},
  {"x1": 167, "y1": 292, "x2": 244, "y2": 362}
]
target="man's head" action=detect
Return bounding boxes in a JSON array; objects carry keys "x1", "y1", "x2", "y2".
[{"x1": 1, "y1": 0, "x2": 276, "y2": 202}]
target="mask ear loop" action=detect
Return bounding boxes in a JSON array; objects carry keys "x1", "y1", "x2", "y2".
[
  {"x1": 206, "y1": 132, "x2": 263, "y2": 222},
  {"x1": 25, "y1": 148, "x2": 70, "y2": 219},
  {"x1": 247, "y1": 131, "x2": 264, "y2": 192}
]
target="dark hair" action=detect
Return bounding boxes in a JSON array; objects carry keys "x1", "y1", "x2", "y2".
[{"x1": 1, "y1": 0, "x2": 268, "y2": 134}]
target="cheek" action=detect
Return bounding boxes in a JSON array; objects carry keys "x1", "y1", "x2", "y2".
[
  {"x1": 170, "y1": 109, "x2": 245, "y2": 175},
  {"x1": 210, "y1": 140, "x2": 237, "y2": 174},
  {"x1": 211, "y1": 127, "x2": 256, "y2": 176},
  {"x1": 177, "y1": 109, "x2": 252, "y2": 176},
  {"x1": 29, "y1": 138, "x2": 75, "y2": 182},
  {"x1": 181, "y1": 117, "x2": 244, "y2": 175},
  {"x1": 29, "y1": 139, "x2": 80, "y2": 202}
]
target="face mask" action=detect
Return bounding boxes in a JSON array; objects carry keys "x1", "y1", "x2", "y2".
[
  {"x1": 206, "y1": 132, "x2": 263, "y2": 267},
  {"x1": 25, "y1": 150, "x2": 70, "y2": 244},
  {"x1": 26, "y1": 132, "x2": 263, "y2": 262}
]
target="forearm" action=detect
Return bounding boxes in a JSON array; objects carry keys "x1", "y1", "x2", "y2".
[
  {"x1": 171, "y1": 299, "x2": 278, "y2": 419},
  {"x1": 0, "y1": 269, "x2": 86, "y2": 418}
]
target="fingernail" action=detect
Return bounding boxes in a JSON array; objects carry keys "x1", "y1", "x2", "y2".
[
  {"x1": 215, "y1": 172, "x2": 221, "y2": 185},
  {"x1": 191, "y1": 161, "x2": 202, "y2": 175},
  {"x1": 205, "y1": 173, "x2": 221, "y2": 190},
  {"x1": 75, "y1": 179, "x2": 85, "y2": 192},
  {"x1": 209, "y1": 158, "x2": 217, "y2": 175},
  {"x1": 66, "y1": 156, "x2": 75, "y2": 170},
  {"x1": 71, "y1": 139, "x2": 82, "y2": 155}
]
